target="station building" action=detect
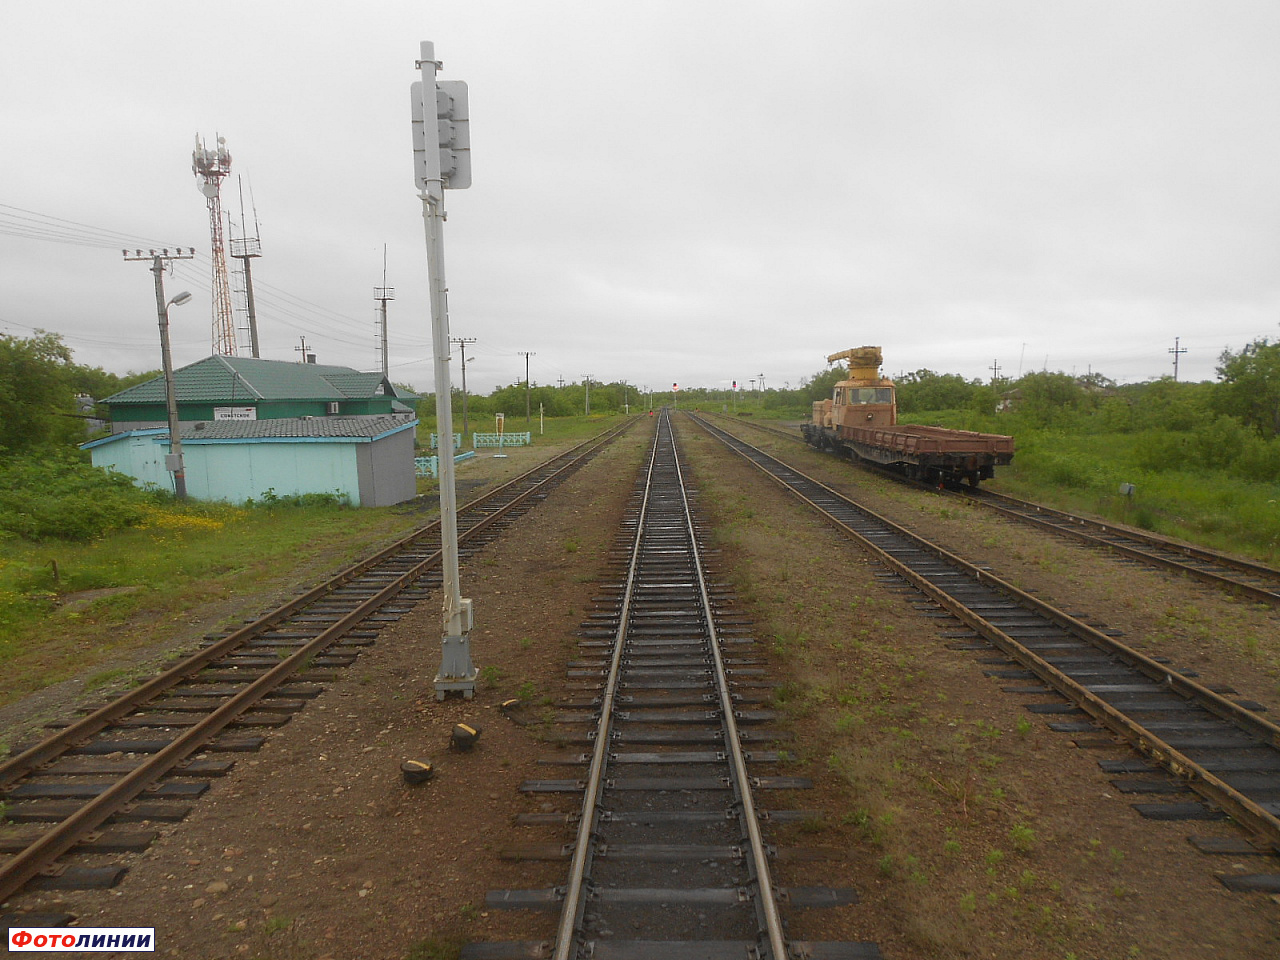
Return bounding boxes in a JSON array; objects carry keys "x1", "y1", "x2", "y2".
[{"x1": 84, "y1": 357, "x2": 419, "y2": 507}]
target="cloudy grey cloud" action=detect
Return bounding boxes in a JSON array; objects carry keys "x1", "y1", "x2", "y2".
[{"x1": 2, "y1": 1, "x2": 1277, "y2": 396}]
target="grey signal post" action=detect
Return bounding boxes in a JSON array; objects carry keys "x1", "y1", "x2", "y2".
[{"x1": 412, "y1": 40, "x2": 476, "y2": 699}]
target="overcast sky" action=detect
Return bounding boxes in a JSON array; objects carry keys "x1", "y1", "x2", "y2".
[{"x1": 2, "y1": 1, "x2": 1278, "y2": 396}]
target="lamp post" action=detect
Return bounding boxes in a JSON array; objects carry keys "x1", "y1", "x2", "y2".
[
  {"x1": 159, "y1": 286, "x2": 193, "y2": 499},
  {"x1": 125, "y1": 249, "x2": 194, "y2": 499},
  {"x1": 152, "y1": 275, "x2": 195, "y2": 506}
]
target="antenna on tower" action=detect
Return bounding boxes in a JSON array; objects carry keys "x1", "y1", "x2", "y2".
[
  {"x1": 374, "y1": 244, "x2": 395, "y2": 378},
  {"x1": 229, "y1": 175, "x2": 263, "y2": 358},
  {"x1": 192, "y1": 134, "x2": 236, "y2": 356}
]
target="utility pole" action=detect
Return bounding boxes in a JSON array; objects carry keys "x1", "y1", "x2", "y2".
[
  {"x1": 295, "y1": 337, "x2": 314, "y2": 364},
  {"x1": 1169, "y1": 337, "x2": 1187, "y2": 381},
  {"x1": 413, "y1": 40, "x2": 476, "y2": 699},
  {"x1": 451, "y1": 336, "x2": 477, "y2": 440},
  {"x1": 582, "y1": 374, "x2": 592, "y2": 416},
  {"x1": 990, "y1": 359, "x2": 1002, "y2": 384},
  {"x1": 228, "y1": 176, "x2": 263, "y2": 358},
  {"x1": 519, "y1": 350, "x2": 535, "y2": 425},
  {"x1": 124, "y1": 248, "x2": 195, "y2": 499},
  {"x1": 375, "y1": 245, "x2": 395, "y2": 378}
]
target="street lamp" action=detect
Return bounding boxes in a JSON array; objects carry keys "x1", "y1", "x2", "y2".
[{"x1": 160, "y1": 288, "x2": 193, "y2": 499}]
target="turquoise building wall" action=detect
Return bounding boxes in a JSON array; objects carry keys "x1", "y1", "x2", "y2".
[
  {"x1": 84, "y1": 430, "x2": 411, "y2": 506},
  {"x1": 184, "y1": 439, "x2": 362, "y2": 504}
]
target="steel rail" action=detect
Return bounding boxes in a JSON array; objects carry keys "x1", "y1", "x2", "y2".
[
  {"x1": 708, "y1": 412, "x2": 1280, "y2": 606},
  {"x1": 0, "y1": 423, "x2": 627, "y2": 789},
  {"x1": 669, "y1": 419, "x2": 788, "y2": 960},
  {"x1": 0, "y1": 422, "x2": 633, "y2": 904},
  {"x1": 553, "y1": 416, "x2": 661, "y2": 959},
  {"x1": 0, "y1": 551, "x2": 434, "y2": 904},
  {"x1": 692, "y1": 414, "x2": 1280, "y2": 853},
  {"x1": 960, "y1": 488, "x2": 1280, "y2": 606}
]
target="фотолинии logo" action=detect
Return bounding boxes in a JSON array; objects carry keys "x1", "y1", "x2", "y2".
[{"x1": 8, "y1": 927, "x2": 155, "y2": 952}]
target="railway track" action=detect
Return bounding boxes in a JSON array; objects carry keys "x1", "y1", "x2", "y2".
[
  {"x1": 468, "y1": 411, "x2": 880, "y2": 960},
  {"x1": 957, "y1": 487, "x2": 1280, "y2": 606},
  {"x1": 689, "y1": 413, "x2": 1280, "y2": 889},
  {"x1": 0, "y1": 422, "x2": 632, "y2": 916},
  {"x1": 709, "y1": 413, "x2": 1280, "y2": 607}
]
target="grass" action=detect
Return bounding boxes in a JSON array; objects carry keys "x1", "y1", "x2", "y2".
[
  {"x1": 0, "y1": 498, "x2": 424, "y2": 710},
  {"x1": 971, "y1": 426, "x2": 1280, "y2": 563},
  {"x1": 0, "y1": 414, "x2": 630, "y2": 713}
]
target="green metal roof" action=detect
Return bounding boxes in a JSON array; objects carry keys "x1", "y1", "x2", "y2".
[{"x1": 103, "y1": 356, "x2": 414, "y2": 406}]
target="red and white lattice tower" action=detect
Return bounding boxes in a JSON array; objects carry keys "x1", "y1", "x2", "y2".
[{"x1": 192, "y1": 134, "x2": 236, "y2": 356}]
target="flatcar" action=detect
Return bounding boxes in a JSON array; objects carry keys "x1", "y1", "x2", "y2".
[{"x1": 801, "y1": 346, "x2": 1014, "y2": 487}]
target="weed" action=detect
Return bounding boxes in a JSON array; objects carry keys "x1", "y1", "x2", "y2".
[
  {"x1": 985, "y1": 848, "x2": 1005, "y2": 872},
  {"x1": 943, "y1": 839, "x2": 962, "y2": 857},
  {"x1": 263, "y1": 915, "x2": 293, "y2": 935},
  {"x1": 517, "y1": 680, "x2": 536, "y2": 701},
  {"x1": 1015, "y1": 716, "x2": 1034, "y2": 736},
  {"x1": 876, "y1": 853, "x2": 895, "y2": 876},
  {"x1": 518, "y1": 636, "x2": 533, "y2": 649},
  {"x1": 974, "y1": 719, "x2": 1002, "y2": 739},
  {"x1": 842, "y1": 808, "x2": 871, "y2": 829},
  {"x1": 480, "y1": 665, "x2": 502, "y2": 685},
  {"x1": 564, "y1": 538, "x2": 579, "y2": 554},
  {"x1": 1009, "y1": 824, "x2": 1036, "y2": 853}
]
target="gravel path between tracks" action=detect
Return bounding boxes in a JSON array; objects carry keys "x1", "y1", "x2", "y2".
[{"x1": 5, "y1": 415, "x2": 1279, "y2": 959}]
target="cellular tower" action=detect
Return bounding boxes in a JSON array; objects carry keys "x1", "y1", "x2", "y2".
[{"x1": 192, "y1": 134, "x2": 236, "y2": 356}]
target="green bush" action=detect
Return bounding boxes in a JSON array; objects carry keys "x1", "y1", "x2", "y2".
[
  {"x1": 0, "y1": 455, "x2": 158, "y2": 542},
  {"x1": 247, "y1": 488, "x2": 350, "y2": 509}
]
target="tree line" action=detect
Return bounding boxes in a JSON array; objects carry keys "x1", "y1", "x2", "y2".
[
  {"x1": 7, "y1": 327, "x2": 1280, "y2": 459},
  {"x1": 0, "y1": 330, "x2": 156, "y2": 455}
]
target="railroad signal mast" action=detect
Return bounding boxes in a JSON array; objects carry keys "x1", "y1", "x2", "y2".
[
  {"x1": 192, "y1": 135, "x2": 236, "y2": 356},
  {"x1": 412, "y1": 40, "x2": 475, "y2": 699}
]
